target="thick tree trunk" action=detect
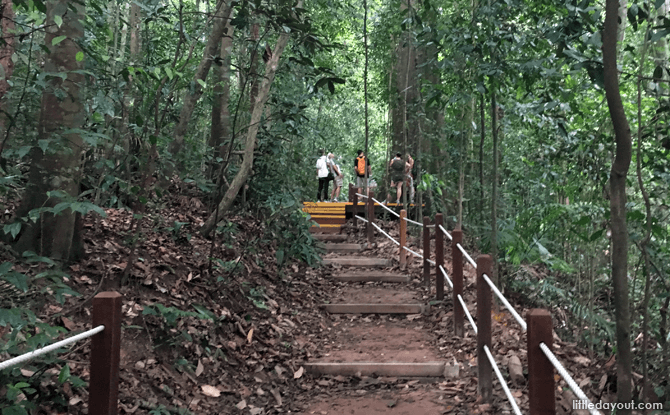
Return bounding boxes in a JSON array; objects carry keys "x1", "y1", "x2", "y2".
[
  {"x1": 209, "y1": 25, "x2": 233, "y2": 174},
  {"x1": 14, "y1": 0, "x2": 85, "y2": 262},
  {"x1": 249, "y1": 22, "x2": 260, "y2": 115},
  {"x1": 0, "y1": 0, "x2": 15, "y2": 142},
  {"x1": 169, "y1": 0, "x2": 233, "y2": 158},
  {"x1": 603, "y1": 0, "x2": 633, "y2": 410},
  {"x1": 201, "y1": 2, "x2": 302, "y2": 236}
]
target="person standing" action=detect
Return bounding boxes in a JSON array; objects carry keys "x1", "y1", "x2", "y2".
[
  {"x1": 405, "y1": 153, "x2": 415, "y2": 203},
  {"x1": 328, "y1": 153, "x2": 343, "y2": 202},
  {"x1": 387, "y1": 152, "x2": 406, "y2": 204},
  {"x1": 354, "y1": 150, "x2": 371, "y2": 188},
  {"x1": 316, "y1": 149, "x2": 330, "y2": 202}
]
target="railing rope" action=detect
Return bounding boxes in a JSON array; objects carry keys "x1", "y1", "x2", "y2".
[
  {"x1": 371, "y1": 197, "x2": 400, "y2": 218},
  {"x1": 457, "y1": 243, "x2": 477, "y2": 268},
  {"x1": 354, "y1": 215, "x2": 368, "y2": 223},
  {"x1": 439, "y1": 224, "x2": 453, "y2": 241},
  {"x1": 370, "y1": 221, "x2": 400, "y2": 246},
  {"x1": 483, "y1": 345, "x2": 523, "y2": 415},
  {"x1": 403, "y1": 217, "x2": 423, "y2": 227},
  {"x1": 0, "y1": 325, "x2": 105, "y2": 371},
  {"x1": 482, "y1": 273, "x2": 528, "y2": 331},
  {"x1": 539, "y1": 342, "x2": 601, "y2": 415},
  {"x1": 458, "y1": 294, "x2": 478, "y2": 334},
  {"x1": 439, "y1": 265, "x2": 453, "y2": 289}
]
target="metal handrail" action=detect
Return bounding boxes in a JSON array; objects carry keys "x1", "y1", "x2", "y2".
[
  {"x1": 403, "y1": 217, "x2": 423, "y2": 227},
  {"x1": 0, "y1": 325, "x2": 105, "y2": 371},
  {"x1": 355, "y1": 193, "x2": 368, "y2": 199},
  {"x1": 403, "y1": 245, "x2": 424, "y2": 259},
  {"x1": 483, "y1": 274, "x2": 527, "y2": 331}
]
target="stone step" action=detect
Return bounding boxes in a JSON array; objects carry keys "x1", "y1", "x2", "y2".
[
  {"x1": 333, "y1": 271, "x2": 410, "y2": 283},
  {"x1": 321, "y1": 257, "x2": 391, "y2": 267},
  {"x1": 312, "y1": 234, "x2": 348, "y2": 242},
  {"x1": 322, "y1": 243, "x2": 363, "y2": 253},
  {"x1": 304, "y1": 362, "x2": 446, "y2": 377},
  {"x1": 321, "y1": 303, "x2": 429, "y2": 314}
]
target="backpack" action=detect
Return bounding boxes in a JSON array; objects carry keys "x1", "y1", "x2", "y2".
[
  {"x1": 391, "y1": 158, "x2": 404, "y2": 173},
  {"x1": 356, "y1": 156, "x2": 366, "y2": 175}
]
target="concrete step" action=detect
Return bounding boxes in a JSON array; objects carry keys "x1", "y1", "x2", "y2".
[
  {"x1": 313, "y1": 234, "x2": 348, "y2": 242},
  {"x1": 304, "y1": 362, "x2": 446, "y2": 377},
  {"x1": 322, "y1": 243, "x2": 363, "y2": 253},
  {"x1": 333, "y1": 271, "x2": 410, "y2": 283},
  {"x1": 321, "y1": 257, "x2": 392, "y2": 267},
  {"x1": 321, "y1": 303, "x2": 429, "y2": 314}
]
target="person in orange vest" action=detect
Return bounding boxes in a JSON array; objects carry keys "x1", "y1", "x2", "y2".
[{"x1": 354, "y1": 150, "x2": 371, "y2": 188}]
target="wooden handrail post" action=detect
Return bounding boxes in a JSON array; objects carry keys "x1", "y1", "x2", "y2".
[
  {"x1": 528, "y1": 309, "x2": 555, "y2": 415},
  {"x1": 423, "y1": 216, "x2": 430, "y2": 287},
  {"x1": 367, "y1": 190, "x2": 375, "y2": 244},
  {"x1": 89, "y1": 292, "x2": 122, "y2": 415},
  {"x1": 452, "y1": 229, "x2": 464, "y2": 336},
  {"x1": 348, "y1": 183, "x2": 354, "y2": 203},
  {"x1": 477, "y1": 255, "x2": 493, "y2": 403},
  {"x1": 352, "y1": 188, "x2": 358, "y2": 227},
  {"x1": 399, "y1": 209, "x2": 407, "y2": 269},
  {"x1": 435, "y1": 214, "x2": 444, "y2": 300}
]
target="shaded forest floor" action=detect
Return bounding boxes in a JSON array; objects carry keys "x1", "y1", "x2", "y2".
[{"x1": 0, "y1": 185, "x2": 620, "y2": 414}]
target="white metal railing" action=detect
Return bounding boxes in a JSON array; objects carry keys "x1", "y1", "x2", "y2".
[
  {"x1": 354, "y1": 215, "x2": 368, "y2": 223},
  {"x1": 371, "y1": 222, "x2": 400, "y2": 246},
  {"x1": 427, "y1": 258, "x2": 436, "y2": 266},
  {"x1": 439, "y1": 224, "x2": 453, "y2": 241},
  {"x1": 371, "y1": 197, "x2": 400, "y2": 218},
  {"x1": 403, "y1": 245, "x2": 424, "y2": 260},
  {"x1": 540, "y1": 343, "x2": 602, "y2": 415},
  {"x1": 355, "y1": 193, "x2": 368, "y2": 199},
  {"x1": 482, "y1": 274, "x2": 527, "y2": 331},
  {"x1": 483, "y1": 345, "x2": 523, "y2": 415},
  {"x1": 439, "y1": 265, "x2": 453, "y2": 289},
  {"x1": 458, "y1": 294, "x2": 478, "y2": 334},
  {"x1": 457, "y1": 243, "x2": 477, "y2": 268},
  {"x1": 0, "y1": 325, "x2": 105, "y2": 371}
]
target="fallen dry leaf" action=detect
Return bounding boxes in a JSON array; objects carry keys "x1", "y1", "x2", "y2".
[
  {"x1": 201, "y1": 385, "x2": 221, "y2": 397},
  {"x1": 293, "y1": 366, "x2": 304, "y2": 379},
  {"x1": 247, "y1": 327, "x2": 254, "y2": 344},
  {"x1": 236, "y1": 399, "x2": 247, "y2": 409},
  {"x1": 195, "y1": 359, "x2": 204, "y2": 377}
]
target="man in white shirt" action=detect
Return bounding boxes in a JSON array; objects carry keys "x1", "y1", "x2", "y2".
[{"x1": 315, "y1": 149, "x2": 330, "y2": 202}]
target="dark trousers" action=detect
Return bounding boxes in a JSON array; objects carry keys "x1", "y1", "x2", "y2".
[{"x1": 317, "y1": 177, "x2": 330, "y2": 201}]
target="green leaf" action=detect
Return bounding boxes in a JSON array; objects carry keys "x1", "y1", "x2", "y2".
[
  {"x1": 3, "y1": 222, "x2": 21, "y2": 240},
  {"x1": 51, "y1": 35, "x2": 67, "y2": 46},
  {"x1": 58, "y1": 364, "x2": 70, "y2": 384},
  {"x1": 3, "y1": 272, "x2": 28, "y2": 292},
  {"x1": 75, "y1": 51, "x2": 84, "y2": 62},
  {"x1": 54, "y1": 15, "x2": 63, "y2": 27},
  {"x1": 276, "y1": 249, "x2": 285, "y2": 265},
  {"x1": 197, "y1": 79, "x2": 206, "y2": 88},
  {"x1": 656, "y1": 0, "x2": 665, "y2": 9}
]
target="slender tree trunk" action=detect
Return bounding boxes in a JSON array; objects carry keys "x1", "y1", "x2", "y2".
[
  {"x1": 14, "y1": 0, "x2": 86, "y2": 262},
  {"x1": 201, "y1": 1, "x2": 302, "y2": 236},
  {"x1": 490, "y1": 89, "x2": 498, "y2": 286},
  {"x1": 169, "y1": 0, "x2": 233, "y2": 158},
  {"x1": 209, "y1": 26, "x2": 233, "y2": 169},
  {"x1": 479, "y1": 93, "x2": 485, "y2": 223},
  {"x1": 0, "y1": 0, "x2": 15, "y2": 142},
  {"x1": 249, "y1": 22, "x2": 260, "y2": 115},
  {"x1": 603, "y1": 0, "x2": 633, "y2": 409}
]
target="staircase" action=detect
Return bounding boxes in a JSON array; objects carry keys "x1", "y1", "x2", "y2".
[{"x1": 302, "y1": 202, "x2": 347, "y2": 233}]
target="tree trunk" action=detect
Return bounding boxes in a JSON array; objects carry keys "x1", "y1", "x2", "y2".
[
  {"x1": 13, "y1": 0, "x2": 86, "y2": 262},
  {"x1": 249, "y1": 22, "x2": 260, "y2": 115},
  {"x1": 479, "y1": 93, "x2": 485, "y2": 223},
  {"x1": 603, "y1": 0, "x2": 633, "y2": 409},
  {"x1": 201, "y1": 2, "x2": 302, "y2": 236},
  {"x1": 209, "y1": 24, "x2": 233, "y2": 177},
  {"x1": 169, "y1": 0, "x2": 233, "y2": 158},
  {"x1": 490, "y1": 89, "x2": 498, "y2": 286},
  {"x1": 0, "y1": 0, "x2": 15, "y2": 142}
]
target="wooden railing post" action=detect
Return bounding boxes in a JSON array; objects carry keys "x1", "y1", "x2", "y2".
[
  {"x1": 352, "y1": 188, "x2": 358, "y2": 227},
  {"x1": 399, "y1": 209, "x2": 407, "y2": 269},
  {"x1": 435, "y1": 214, "x2": 444, "y2": 300},
  {"x1": 423, "y1": 216, "x2": 430, "y2": 287},
  {"x1": 477, "y1": 255, "x2": 493, "y2": 403},
  {"x1": 348, "y1": 183, "x2": 354, "y2": 203},
  {"x1": 89, "y1": 292, "x2": 122, "y2": 415},
  {"x1": 367, "y1": 190, "x2": 375, "y2": 244},
  {"x1": 528, "y1": 309, "x2": 555, "y2": 415},
  {"x1": 452, "y1": 229, "x2": 464, "y2": 336}
]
